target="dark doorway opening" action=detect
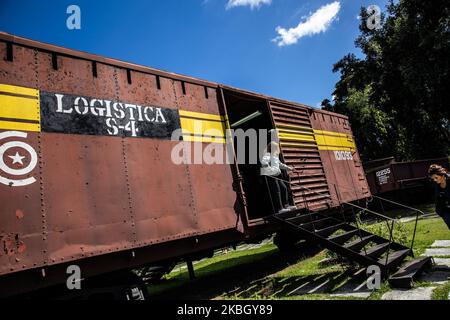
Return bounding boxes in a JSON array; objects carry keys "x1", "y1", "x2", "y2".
[{"x1": 223, "y1": 89, "x2": 289, "y2": 221}]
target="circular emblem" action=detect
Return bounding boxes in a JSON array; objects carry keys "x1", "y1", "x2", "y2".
[{"x1": 0, "y1": 131, "x2": 38, "y2": 187}]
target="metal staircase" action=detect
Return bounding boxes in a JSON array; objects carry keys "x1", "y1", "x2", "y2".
[{"x1": 268, "y1": 176, "x2": 433, "y2": 288}]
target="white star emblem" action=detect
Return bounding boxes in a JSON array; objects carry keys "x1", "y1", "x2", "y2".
[{"x1": 8, "y1": 152, "x2": 26, "y2": 165}]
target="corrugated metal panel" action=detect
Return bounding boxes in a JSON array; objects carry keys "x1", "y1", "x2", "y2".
[{"x1": 269, "y1": 101, "x2": 331, "y2": 211}]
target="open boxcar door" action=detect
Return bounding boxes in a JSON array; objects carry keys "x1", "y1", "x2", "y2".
[
  {"x1": 267, "y1": 100, "x2": 333, "y2": 211},
  {"x1": 217, "y1": 86, "x2": 249, "y2": 232}
]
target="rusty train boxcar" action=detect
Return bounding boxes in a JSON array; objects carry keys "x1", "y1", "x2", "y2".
[
  {"x1": 365, "y1": 157, "x2": 450, "y2": 203},
  {"x1": 0, "y1": 33, "x2": 371, "y2": 297}
]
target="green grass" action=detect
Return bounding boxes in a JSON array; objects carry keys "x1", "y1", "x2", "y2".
[
  {"x1": 380, "y1": 202, "x2": 436, "y2": 219},
  {"x1": 147, "y1": 215, "x2": 450, "y2": 300},
  {"x1": 405, "y1": 217, "x2": 450, "y2": 255},
  {"x1": 431, "y1": 282, "x2": 450, "y2": 300},
  {"x1": 148, "y1": 243, "x2": 279, "y2": 297}
]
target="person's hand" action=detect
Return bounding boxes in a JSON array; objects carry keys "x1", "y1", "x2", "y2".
[{"x1": 288, "y1": 166, "x2": 295, "y2": 172}]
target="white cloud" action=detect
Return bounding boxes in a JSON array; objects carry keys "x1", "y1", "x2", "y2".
[
  {"x1": 226, "y1": 0, "x2": 272, "y2": 10},
  {"x1": 273, "y1": 1, "x2": 341, "y2": 47}
]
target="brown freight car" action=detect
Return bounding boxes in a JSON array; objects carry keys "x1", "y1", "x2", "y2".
[
  {"x1": 0, "y1": 32, "x2": 375, "y2": 298},
  {"x1": 365, "y1": 157, "x2": 450, "y2": 195}
]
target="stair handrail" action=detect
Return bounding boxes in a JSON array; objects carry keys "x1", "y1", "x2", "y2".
[
  {"x1": 267, "y1": 172, "x2": 401, "y2": 266},
  {"x1": 371, "y1": 195, "x2": 424, "y2": 254},
  {"x1": 328, "y1": 182, "x2": 424, "y2": 254}
]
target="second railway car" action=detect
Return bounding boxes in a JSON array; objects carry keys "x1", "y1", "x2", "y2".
[{"x1": 0, "y1": 32, "x2": 370, "y2": 298}]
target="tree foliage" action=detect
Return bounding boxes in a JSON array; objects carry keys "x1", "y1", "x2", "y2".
[{"x1": 324, "y1": 0, "x2": 450, "y2": 161}]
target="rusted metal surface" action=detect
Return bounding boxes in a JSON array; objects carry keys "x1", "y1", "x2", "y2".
[
  {"x1": 269, "y1": 101, "x2": 332, "y2": 211},
  {"x1": 187, "y1": 148, "x2": 241, "y2": 231},
  {"x1": 0, "y1": 37, "x2": 242, "y2": 282},
  {"x1": 41, "y1": 134, "x2": 135, "y2": 263},
  {"x1": 0, "y1": 32, "x2": 217, "y2": 89},
  {"x1": 125, "y1": 139, "x2": 197, "y2": 244},
  {"x1": 365, "y1": 157, "x2": 450, "y2": 194},
  {"x1": 0, "y1": 132, "x2": 43, "y2": 275},
  {"x1": 0, "y1": 33, "x2": 372, "y2": 297},
  {"x1": 0, "y1": 228, "x2": 248, "y2": 298},
  {"x1": 36, "y1": 50, "x2": 119, "y2": 100},
  {"x1": 0, "y1": 42, "x2": 38, "y2": 89},
  {"x1": 309, "y1": 110, "x2": 370, "y2": 204}
]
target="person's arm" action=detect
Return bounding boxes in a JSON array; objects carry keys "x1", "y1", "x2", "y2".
[
  {"x1": 261, "y1": 153, "x2": 271, "y2": 167},
  {"x1": 279, "y1": 161, "x2": 293, "y2": 171}
]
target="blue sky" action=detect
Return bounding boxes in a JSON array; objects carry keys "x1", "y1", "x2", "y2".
[{"x1": 0, "y1": 0, "x2": 388, "y2": 107}]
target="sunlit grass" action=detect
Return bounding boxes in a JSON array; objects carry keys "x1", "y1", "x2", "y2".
[{"x1": 148, "y1": 216, "x2": 450, "y2": 300}]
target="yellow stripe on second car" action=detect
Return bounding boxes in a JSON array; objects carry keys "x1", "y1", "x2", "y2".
[
  {"x1": 314, "y1": 133, "x2": 356, "y2": 151},
  {"x1": 276, "y1": 125, "x2": 356, "y2": 152}
]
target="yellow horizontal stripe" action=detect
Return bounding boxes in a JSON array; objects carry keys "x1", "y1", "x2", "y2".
[
  {"x1": 180, "y1": 118, "x2": 227, "y2": 137},
  {"x1": 313, "y1": 129, "x2": 352, "y2": 139},
  {"x1": 0, "y1": 84, "x2": 39, "y2": 97},
  {"x1": 315, "y1": 134, "x2": 356, "y2": 149},
  {"x1": 0, "y1": 94, "x2": 40, "y2": 121},
  {"x1": 179, "y1": 110, "x2": 227, "y2": 122},
  {"x1": 279, "y1": 133, "x2": 316, "y2": 143},
  {"x1": 182, "y1": 135, "x2": 226, "y2": 144},
  {"x1": 0, "y1": 120, "x2": 40, "y2": 132}
]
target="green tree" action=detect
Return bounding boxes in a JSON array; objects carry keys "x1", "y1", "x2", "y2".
[{"x1": 325, "y1": 0, "x2": 450, "y2": 161}]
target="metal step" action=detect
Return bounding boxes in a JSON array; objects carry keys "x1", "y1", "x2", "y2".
[
  {"x1": 344, "y1": 235, "x2": 375, "y2": 252},
  {"x1": 388, "y1": 257, "x2": 434, "y2": 289},
  {"x1": 362, "y1": 242, "x2": 390, "y2": 259},
  {"x1": 272, "y1": 209, "x2": 412, "y2": 277},
  {"x1": 285, "y1": 213, "x2": 322, "y2": 226},
  {"x1": 316, "y1": 223, "x2": 346, "y2": 237},
  {"x1": 300, "y1": 217, "x2": 334, "y2": 231},
  {"x1": 275, "y1": 210, "x2": 302, "y2": 220},
  {"x1": 378, "y1": 249, "x2": 411, "y2": 269},
  {"x1": 327, "y1": 229, "x2": 359, "y2": 244}
]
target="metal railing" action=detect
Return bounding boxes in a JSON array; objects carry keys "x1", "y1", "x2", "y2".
[{"x1": 265, "y1": 170, "x2": 424, "y2": 264}]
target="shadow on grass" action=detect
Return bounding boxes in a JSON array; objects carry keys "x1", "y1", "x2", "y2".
[
  {"x1": 148, "y1": 241, "x2": 323, "y2": 300},
  {"x1": 228, "y1": 270, "x2": 355, "y2": 299}
]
